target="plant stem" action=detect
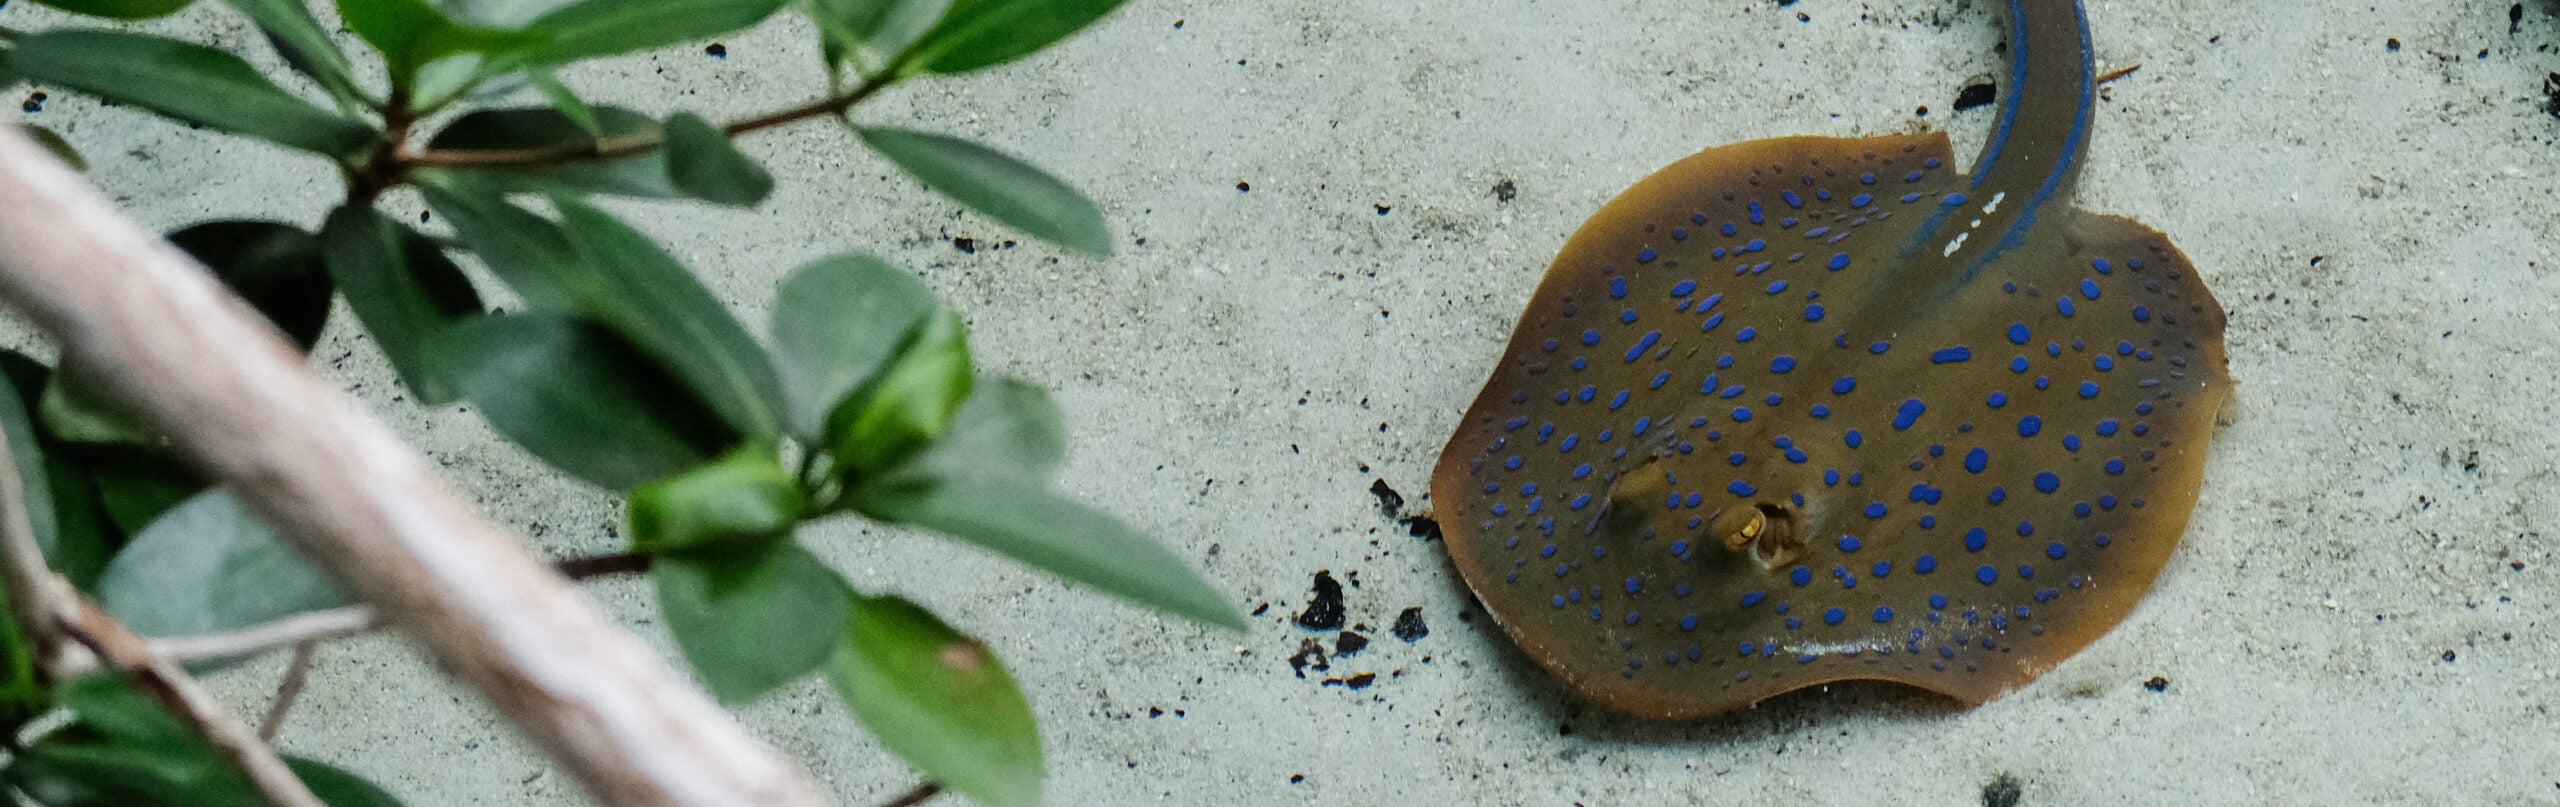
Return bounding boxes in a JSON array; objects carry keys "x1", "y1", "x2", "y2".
[
  {"x1": 403, "y1": 75, "x2": 899, "y2": 170},
  {"x1": 257, "y1": 642, "x2": 318, "y2": 742},
  {"x1": 879, "y1": 782, "x2": 942, "y2": 807}
]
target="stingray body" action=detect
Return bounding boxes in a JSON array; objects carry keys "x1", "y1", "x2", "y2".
[{"x1": 1431, "y1": 0, "x2": 2227, "y2": 718}]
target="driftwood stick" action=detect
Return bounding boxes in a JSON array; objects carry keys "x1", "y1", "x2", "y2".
[{"x1": 0, "y1": 129, "x2": 825, "y2": 806}]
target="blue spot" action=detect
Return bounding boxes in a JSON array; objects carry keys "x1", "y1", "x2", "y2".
[
  {"x1": 1804, "y1": 303, "x2": 1826, "y2": 321},
  {"x1": 1572, "y1": 463, "x2": 1592, "y2": 479},
  {"x1": 1620, "y1": 309, "x2": 1639, "y2": 324},
  {"x1": 1684, "y1": 492, "x2": 1703, "y2": 507},
  {"x1": 1720, "y1": 221, "x2": 1737, "y2": 236},
  {"x1": 2047, "y1": 543, "x2": 2067, "y2": 560},
  {"x1": 1892, "y1": 398, "x2": 1926, "y2": 430},
  {"x1": 1633, "y1": 416, "x2": 1653, "y2": 435},
  {"x1": 1650, "y1": 372, "x2": 1670, "y2": 390},
  {"x1": 1823, "y1": 607, "x2": 1846, "y2": 625},
  {"x1": 1701, "y1": 312, "x2": 1726, "y2": 331},
  {"x1": 2034, "y1": 471, "x2": 2060, "y2": 493},
  {"x1": 2081, "y1": 278, "x2": 2101, "y2": 299},
  {"x1": 1729, "y1": 480, "x2": 1758, "y2": 496},
  {"x1": 1824, "y1": 469, "x2": 1840, "y2": 486},
  {"x1": 1765, "y1": 279, "x2": 1789, "y2": 294},
  {"x1": 2057, "y1": 296, "x2": 2077, "y2": 317},
  {"x1": 1740, "y1": 591, "x2": 1767, "y2": 607},
  {"x1": 1869, "y1": 341, "x2": 1891, "y2": 354},
  {"x1": 1916, "y1": 554, "x2": 1939, "y2": 574},
  {"x1": 1964, "y1": 527, "x2": 1988, "y2": 551},
  {"x1": 1771, "y1": 355, "x2": 1798, "y2": 373},
  {"x1": 1838, "y1": 535, "x2": 1863, "y2": 551},
  {"x1": 1623, "y1": 330, "x2": 1662, "y2": 363},
  {"x1": 1577, "y1": 385, "x2": 1597, "y2": 402},
  {"x1": 1606, "y1": 390, "x2": 1631, "y2": 410},
  {"x1": 2105, "y1": 458, "x2": 2127, "y2": 475},
  {"x1": 2010, "y1": 356, "x2": 2030, "y2": 373},
  {"x1": 2016, "y1": 521, "x2": 2036, "y2": 537},
  {"x1": 1901, "y1": 192, "x2": 1923, "y2": 202},
  {"x1": 1784, "y1": 447, "x2": 1808, "y2": 463},
  {"x1": 2133, "y1": 306, "x2": 2153, "y2": 322},
  {"x1": 1987, "y1": 391, "x2": 2009, "y2": 409},
  {"x1": 1732, "y1": 406, "x2": 1754, "y2": 422},
  {"x1": 2099, "y1": 494, "x2": 2118, "y2": 509},
  {"x1": 1624, "y1": 576, "x2": 1642, "y2": 594},
  {"x1": 1609, "y1": 277, "x2": 1628, "y2": 298},
  {"x1": 1832, "y1": 376, "x2": 1857, "y2": 394},
  {"x1": 1504, "y1": 456, "x2": 1523, "y2": 470},
  {"x1": 1862, "y1": 502, "x2": 1887, "y2": 519},
  {"x1": 1491, "y1": 504, "x2": 1508, "y2": 516},
  {"x1": 2063, "y1": 434, "x2": 2081, "y2": 451},
  {"x1": 1905, "y1": 170, "x2": 1925, "y2": 182},
  {"x1": 1810, "y1": 404, "x2": 1831, "y2": 418},
  {"x1": 1790, "y1": 567, "x2": 1813, "y2": 586},
  {"x1": 1668, "y1": 280, "x2": 1699, "y2": 298},
  {"x1": 2092, "y1": 258, "x2": 2113, "y2": 274},
  {"x1": 1747, "y1": 201, "x2": 1765, "y2": 224},
  {"x1": 1989, "y1": 487, "x2": 2008, "y2": 504},
  {"x1": 1728, "y1": 452, "x2": 1747, "y2": 466},
  {"x1": 1765, "y1": 392, "x2": 1783, "y2": 406},
  {"x1": 1560, "y1": 434, "x2": 1580, "y2": 451},
  {"x1": 2094, "y1": 355, "x2": 2115, "y2": 371},
  {"x1": 2018, "y1": 415, "x2": 2043, "y2": 437},
  {"x1": 1942, "y1": 192, "x2": 1968, "y2": 206},
  {"x1": 1976, "y1": 566, "x2": 1998, "y2": 585},
  {"x1": 1637, "y1": 248, "x2": 1658, "y2": 264},
  {"x1": 2079, "y1": 381, "x2": 2099, "y2": 399},
  {"x1": 1872, "y1": 606, "x2": 1895, "y2": 623},
  {"x1": 1825, "y1": 253, "x2": 1851, "y2": 271},
  {"x1": 1874, "y1": 560, "x2": 1894, "y2": 577},
  {"x1": 2006, "y1": 323, "x2": 2030, "y2": 344},
  {"x1": 1781, "y1": 189, "x2": 1804, "y2": 208},
  {"x1": 1745, "y1": 238, "x2": 1768, "y2": 252},
  {"x1": 1910, "y1": 483, "x2": 1943, "y2": 503},
  {"x1": 1737, "y1": 641, "x2": 1756, "y2": 656},
  {"x1": 1845, "y1": 429, "x2": 1864, "y2": 448},
  {"x1": 1931, "y1": 346, "x2": 1972, "y2": 364},
  {"x1": 1581, "y1": 329, "x2": 1601, "y2": 346},
  {"x1": 1736, "y1": 327, "x2": 1758, "y2": 342}
]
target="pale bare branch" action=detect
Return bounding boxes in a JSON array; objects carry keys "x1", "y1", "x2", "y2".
[{"x1": 0, "y1": 126, "x2": 826, "y2": 807}]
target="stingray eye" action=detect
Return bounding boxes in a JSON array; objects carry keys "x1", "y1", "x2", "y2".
[{"x1": 1709, "y1": 503, "x2": 1798, "y2": 568}]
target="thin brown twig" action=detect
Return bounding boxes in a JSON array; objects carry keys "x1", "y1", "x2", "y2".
[
  {"x1": 2096, "y1": 64, "x2": 2142, "y2": 85},
  {"x1": 557, "y1": 550, "x2": 653, "y2": 580},
  {"x1": 879, "y1": 782, "x2": 943, "y2": 807},
  {"x1": 257, "y1": 642, "x2": 318, "y2": 742},
  {"x1": 60, "y1": 587, "x2": 327, "y2": 807},
  {"x1": 403, "y1": 76, "x2": 898, "y2": 171}
]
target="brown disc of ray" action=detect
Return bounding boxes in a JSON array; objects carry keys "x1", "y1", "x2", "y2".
[{"x1": 1430, "y1": 132, "x2": 2228, "y2": 718}]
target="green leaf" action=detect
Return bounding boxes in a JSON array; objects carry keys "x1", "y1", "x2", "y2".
[
  {"x1": 219, "y1": 0, "x2": 369, "y2": 105},
  {"x1": 11, "y1": 30, "x2": 376, "y2": 157},
  {"x1": 856, "y1": 381, "x2": 1240, "y2": 630},
  {"x1": 16, "y1": 124, "x2": 89, "y2": 171},
  {"x1": 38, "y1": 369, "x2": 152, "y2": 446},
  {"x1": 0, "y1": 354, "x2": 121, "y2": 591},
  {"x1": 415, "y1": 177, "x2": 604, "y2": 311},
  {"x1": 769, "y1": 254, "x2": 937, "y2": 440},
  {"x1": 826, "y1": 310, "x2": 971, "y2": 476},
  {"x1": 551, "y1": 197, "x2": 787, "y2": 439},
  {"x1": 85, "y1": 445, "x2": 207, "y2": 539},
  {"x1": 445, "y1": 314, "x2": 738, "y2": 490},
  {"x1": 809, "y1": 0, "x2": 952, "y2": 70},
  {"x1": 95, "y1": 490, "x2": 351, "y2": 639},
  {"x1": 903, "y1": 0, "x2": 1125, "y2": 75},
  {"x1": 656, "y1": 542, "x2": 850, "y2": 704},
  {"x1": 858, "y1": 127, "x2": 1110, "y2": 256},
  {"x1": 25, "y1": 0, "x2": 195, "y2": 20},
  {"x1": 662, "y1": 112, "x2": 774, "y2": 207},
  {"x1": 880, "y1": 377, "x2": 1063, "y2": 483},
  {"x1": 526, "y1": 70, "x2": 600, "y2": 138},
  {"x1": 9, "y1": 675, "x2": 263, "y2": 807},
  {"x1": 827, "y1": 595, "x2": 1040, "y2": 807},
  {"x1": 523, "y1": 0, "x2": 791, "y2": 64},
  {"x1": 0, "y1": 362, "x2": 61, "y2": 565},
  {"x1": 168, "y1": 220, "x2": 333, "y2": 350},
  {"x1": 629, "y1": 444, "x2": 802, "y2": 553},
  {"x1": 335, "y1": 0, "x2": 543, "y2": 98},
  {"x1": 426, "y1": 106, "x2": 680, "y2": 199},
  {"x1": 318, "y1": 206, "x2": 484, "y2": 405},
  {"x1": 861, "y1": 480, "x2": 1236, "y2": 630},
  {"x1": 285, "y1": 758, "x2": 406, "y2": 807}
]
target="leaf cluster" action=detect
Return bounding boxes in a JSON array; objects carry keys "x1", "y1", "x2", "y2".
[{"x1": 0, "y1": 0, "x2": 1231, "y2": 804}]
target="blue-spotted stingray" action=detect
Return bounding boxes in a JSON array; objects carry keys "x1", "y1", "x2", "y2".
[{"x1": 1431, "y1": 0, "x2": 2228, "y2": 718}]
